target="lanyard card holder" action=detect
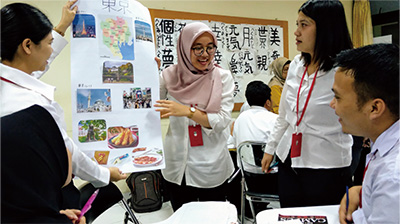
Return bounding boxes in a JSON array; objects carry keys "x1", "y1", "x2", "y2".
[
  {"x1": 291, "y1": 67, "x2": 318, "y2": 159},
  {"x1": 291, "y1": 132, "x2": 302, "y2": 158},
  {"x1": 189, "y1": 124, "x2": 203, "y2": 147}
]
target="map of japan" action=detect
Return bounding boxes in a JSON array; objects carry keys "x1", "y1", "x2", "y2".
[{"x1": 100, "y1": 16, "x2": 134, "y2": 60}]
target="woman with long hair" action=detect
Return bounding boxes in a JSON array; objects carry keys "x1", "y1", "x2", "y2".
[{"x1": 261, "y1": 0, "x2": 354, "y2": 208}]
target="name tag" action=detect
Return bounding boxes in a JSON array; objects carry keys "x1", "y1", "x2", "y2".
[
  {"x1": 291, "y1": 132, "x2": 302, "y2": 158},
  {"x1": 189, "y1": 125, "x2": 203, "y2": 147}
]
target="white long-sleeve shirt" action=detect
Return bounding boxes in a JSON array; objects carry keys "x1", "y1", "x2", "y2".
[
  {"x1": 352, "y1": 120, "x2": 400, "y2": 223},
  {"x1": 264, "y1": 55, "x2": 353, "y2": 168},
  {"x1": 1, "y1": 31, "x2": 109, "y2": 187},
  {"x1": 160, "y1": 67, "x2": 235, "y2": 188},
  {"x1": 232, "y1": 105, "x2": 277, "y2": 148}
]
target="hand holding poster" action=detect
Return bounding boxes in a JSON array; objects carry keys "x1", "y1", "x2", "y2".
[{"x1": 70, "y1": 0, "x2": 164, "y2": 173}]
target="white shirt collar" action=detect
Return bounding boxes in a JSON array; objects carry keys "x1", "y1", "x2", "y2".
[
  {"x1": 1, "y1": 63, "x2": 55, "y2": 101},
  {"x1": 371, "y1": 120, "x2": 400, "y2": 157},
  {"x1": 249, "y1": 105, "x2": 268, "y2": 110}
]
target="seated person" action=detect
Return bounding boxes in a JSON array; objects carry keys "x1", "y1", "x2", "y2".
[
  {"x1": 331, "y1": 44, "x2": 399, "y2": 224},
  {"x1": 1, "y1": 105, "x2": 84, "y2": 223},
  {"x1": 231, "y1": 80, "x2": 278, "y2": 148},
  {"x1": 228, "y1": 81, "x2": 279, "y2": 216}
]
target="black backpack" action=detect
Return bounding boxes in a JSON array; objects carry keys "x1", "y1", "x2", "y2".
[{"x1": 125, "y1": 171, "x2": 162, "y2": 213}]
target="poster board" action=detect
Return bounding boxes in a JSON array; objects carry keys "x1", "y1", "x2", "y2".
[
  {"x1": 70, "y1": 0, "x2": 164, "y2": 174},
  {"x1": 149, "y1": 9, "x2": 288, "y2": 111}
]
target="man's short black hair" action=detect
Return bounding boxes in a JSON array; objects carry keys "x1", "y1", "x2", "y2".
[
  {"x1": 335, "y1": 43, "x2": 399, "y2": 119},
  {"x1": 245, "y1": 81, "x2": 271, "y2": 107}
]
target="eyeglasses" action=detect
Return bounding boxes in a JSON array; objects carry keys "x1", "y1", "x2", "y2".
[{"x1": 191, "y1": 45, "x2": 217, "y2": 56}]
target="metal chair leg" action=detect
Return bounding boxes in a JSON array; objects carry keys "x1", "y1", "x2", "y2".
[
  {"x1": 240, "y1": 177, "x2": 245, "y2": 224},
  {"x1": 121, "y1": 198, "x2": 140, "y2": 224},
  {"x1": 248, "y1": 200, "x2": 257, "y2": 223}
]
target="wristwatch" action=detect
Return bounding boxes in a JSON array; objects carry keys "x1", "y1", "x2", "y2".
[{"x1": 187, "y1": 107, "x2": 196, "y2": 119}]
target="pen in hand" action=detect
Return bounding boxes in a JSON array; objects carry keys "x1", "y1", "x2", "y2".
[
  {"x1": 346, "y1": 186, "x2": 349, "y2": 212},
  {"x1": 267, "y1": 161, "x2": 279, "y2": 173},
  {"x1": 345, "y1": 186, "x2": 354, "y2": 224},
  {"x1": 78, "y1": 189, "x2": 100, "y2": 221}
]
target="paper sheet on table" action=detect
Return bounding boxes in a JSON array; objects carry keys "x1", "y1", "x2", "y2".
[{"x1": 154, "y1": 202, "x2": 238, "y2": 224}]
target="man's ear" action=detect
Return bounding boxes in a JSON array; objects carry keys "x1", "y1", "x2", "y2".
[
  {"x1": 265, "y1": 99, "x2": 272, "y2": 110},
  {"x1": 369, "y1": 98, "x2": 386, "y2": 120},
  {"x1": 21, "y1": 38, "x2": 33, "y2": 55}
]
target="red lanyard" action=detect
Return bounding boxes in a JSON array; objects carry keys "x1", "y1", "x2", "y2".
[
  {"x1": 296, "y1": 66, "x2": 318, "y2": 128},
  {"x1": 1, "y1": 76, "x2": 18, "y2": 86},
  {"x1": 359, "y1": 149, "x2": 378, "y2": 208}
]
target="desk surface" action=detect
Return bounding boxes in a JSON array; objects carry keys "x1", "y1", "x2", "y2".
[
  {"x1": 256, "y1": 205, "x2": 340, "y2": 224},
  {"x1": 154, "y1": 202, "x2": 238, "y2": 224}
]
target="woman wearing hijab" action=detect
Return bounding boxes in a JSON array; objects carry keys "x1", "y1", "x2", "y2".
[
  {"x1": 154, "y1": 22, "x2": 235, "y2": 211},
  {"x1": 268, "y1": 57, "x2": 291, "y2": 114}
]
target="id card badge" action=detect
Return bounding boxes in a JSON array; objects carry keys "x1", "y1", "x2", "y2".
[
  {"x1": 189, "y1": 125, "x2": 203, "y2": 147},
  {"x1": 291, "y1": 132, "x2": 302, "y2": 158}
]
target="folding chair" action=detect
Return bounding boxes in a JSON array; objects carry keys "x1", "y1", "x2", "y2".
[
  {"x1": 237, "y1": 141, "x2": 279, "y2": 224},
  {"x1": 79, "y1": 182, "x2": 139, "y2": 224}
]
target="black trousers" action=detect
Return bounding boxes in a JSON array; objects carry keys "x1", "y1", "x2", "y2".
[
  {"x1": 278, "y1": 154, "x2": 352, "y2": 208},
  {"x1": 165, "y1": 176, "x2": 229, "y2": 211}
]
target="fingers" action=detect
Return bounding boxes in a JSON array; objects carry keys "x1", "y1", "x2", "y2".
[
  {"x1": 338, "y1": 186, "x2": 361, "y2": 223},
  {"x1": 155, "y1": 57, "x2": 161, "y2": 70},
  {"x1": 338, "y1": 195, "x2": 348, "y2": 224},
  {"x1": 57, "y1": 0, "x2": 78, "y2": 32},
  {"x1": 109, "y1": 167, "x2": 127, "y2": 181},
  {"x1": 60, "y1": 209, "x2": 81, "y2": 221},
  {"x1": 67, "y1": 0, "x2": 78, "y2": 8},
  {"x1": 72, "y1": 5, "x2": 78, "y2": 13},
  {"x1": 77, "y1": 216, "x2": 86, "y2": 224},
  {"x1": 261, "y1": 153, "x2": 273, "y2": 173},
  {"x1": 160, "y1": 112, "x2": 171, "y2": 118}
]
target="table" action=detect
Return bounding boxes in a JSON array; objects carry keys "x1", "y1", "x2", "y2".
[
  {"x1": 154, "y1": 201, "x2": 238, "y2": 224},
  {"x1": 256, "y1": 205, "x2": 340, "y2": 224}
]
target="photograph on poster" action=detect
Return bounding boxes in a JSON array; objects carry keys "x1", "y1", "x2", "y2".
[
  {"x1": 72, "y1": 14, "x2": 96, "y2": 38},
  {"x1": 94, "y1": 150, "x2": 110, "y2": 165},
  {"x1": 123, "y1": 87, "x2": 152, "y2": 109},
  {"x1": 108, "y1": 125, "x2": 139, "y2": 149},
  {"x1": 132, "y1": 147, "x2": 163, "y2": 167},
  {"x1": 77, "y1": 89, "x2": 112, "y2": 113},
  {"x1": 110, "y1": 153, "x2": 130, "y2": 166},
  {"x1": 99, "y1": 15, "x2": 134, "y2": 60},
  {"x1": 78, "y1": 119, "x2": 107, "y2": 143},
  {"x1": 102, "y1": 61, "x2": 134, "y2": 83},
  {"x1": 135, "y1": 20, "x2": 153, "y2": 42}
]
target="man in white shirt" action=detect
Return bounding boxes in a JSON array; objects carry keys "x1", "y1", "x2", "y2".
[
  {"x1": 228, "y1": 81, "x2": 279, "y2": 216},
  {"x1": 330, "y1": 44, "x2": 399, "y2": 224},
  {"x1": 231, "y1": 80, "x2": 278, "y2": 148},
  {"x1": 1, "y1": 0, "x2": 126, "y2": 188}
]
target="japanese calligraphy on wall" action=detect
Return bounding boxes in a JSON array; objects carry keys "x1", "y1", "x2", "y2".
[{"x1": 154, "y1": 18, "x2": 284, "y2": 103}]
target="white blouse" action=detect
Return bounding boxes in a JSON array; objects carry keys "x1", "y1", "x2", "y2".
[
  {"x1": 160, "y1": 67, "x2": 235, "y2": 188},
  {"x1": 264, "y1": 55, "x2": 353, "y2": 168},
  {"x1": 0, "y1": 31, "x2": 110, "y2": 187}
]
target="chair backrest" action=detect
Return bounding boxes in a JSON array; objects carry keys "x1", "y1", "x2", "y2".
[
  {"x1": 237, "y1": 141, "x2": 270, "y2": 174},
  {"x1": 79, "y1": 182, "x2": 123, "y2": 224},
  {"x1": 237, "y1": 141, "x2": 279, "y2": 195}
]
